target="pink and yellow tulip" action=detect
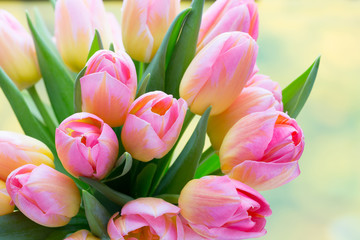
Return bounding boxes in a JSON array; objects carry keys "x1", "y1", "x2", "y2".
[
  {"x1": 0, "y1": 10, "x2": 40, "y2": 90},
  {"x1": 179, "y1": 175, "x2": 272, "y2": 239},
  {"x1": 55, "y1": 112, "x2": 119, "y2": 180},
  {"x1": 106, "y1": 13, "x2": 125, "y2": 52},
  {"x1": 220, "y1": 110, "x2": 304, "y2": 191},
  {"x1": 108, "y1": 197, "x2": 184, "y2": 239},
  {"x1": 0, "y1": 180, "x2": 14, "y2": 216},
  {"x1": 6, "y1": 164, "x2": 81, "y2": 227},
  {"x1": 64, "y1": 230, "x2": 100, "y2": 240},
  {"x1": 121, "y1": 91, "x2": 187, "y2": 162},
  {"x1": 180, "y1": 31, "x2": 258, "y2": 116},
  {"x1": 81, "y1": 50, "x2": 137, "y2": 127},
  {"x1": 198, "y1": 0, "x2": 259, "y2": 51},
  {"x1": 121, "y1": 0, "x2": 180, "y2": 62},
  {"x1": 0, "y1": 131, "x2": 54, "y2": 181}
]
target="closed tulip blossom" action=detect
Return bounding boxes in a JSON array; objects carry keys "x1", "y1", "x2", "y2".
[
  {"x1": 55, "y1": 112, "x2": 119, "y2": 180},
  {"x1": 180, "y1": 31, "x2": 258, "y2": 116},
  {"x1": 197, "y1": 0, "x2": 259, "y2": 51},
  {"x1": 6, "y1": 164, "x2": 81, "y2": 227},
  {"x1": 121, "y1": 91, "x2": 187, "y2": 162},
  {"x1": 65, "y1": 230, "x2": 100, "y2": 240},
  {"x1": 0, "y1": 10, "x2": 40, "y2": 90},
  {"x1": 207, "y1": 87, "x2": 278, "y2": 150},
  {"x1": 220, "y1": 110, "x2": 304, "y2": 191},
  {"x1": 179, "y1": 176, "x2": 272, "y2": 239},
  {"x1": 81, "y1": 50, "x2": 137, "y2": 127},
  {"x1": 55, "y1": 0, "x2": 112, "y2": 72},
  {"x1": 121, "y1": 0, "x2": 180, "y2": 62},
  {"x1": 0, "y1": 180, "x2": 14, "y2": 216},
  {"x1": 0, "y1": 131, "x2": 54, "y2": 181},
  {"x1": 108, "y1": 198, "x2": 184, "y2": 239}
]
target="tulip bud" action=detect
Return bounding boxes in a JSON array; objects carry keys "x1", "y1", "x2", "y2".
[
  {"x1": 55, "y1": 0, "x2": 112, "y2": 72},
  {"x1": 106, "y1": 13, "x2": 125, "y2": 52},
  {"x1": 55, "y1": 112, "x2": 119, "y2": 180},
  {"x1": 0, "y1": 10, "x2": 40, "y2": 90},
  {"x1": 220, "y1": 110, "x2": 304, "y2": 191},
  {"x1": 121, "y1": 91, "x2": 187, "y2": 162},
  {"x1": 207, "y1": 87, "x2": 277, "y2": 150},
  {"x1": 180, "y1": 31, "x2": 258, "y2": 116},
  {"x1": 81, "y1": 50, "x2": 137, "y2": 127},
  {"x1": 121, "y1": 0, "x2": 180, "y2": 62},
  {"x1": 0, "y1": 131, "x2": 54, "y2": 181},
  {"x1": 246, "y1": 73, "x2": 283, "y2": 111},
  {"x1": 65, "y1": 230, "x2": 100, "y2": 240},
  {"x1": 108, "y1": 198, "x2": 184, "y2": 239},
  {"x1": 6, "y1": 164, "x2": 81, "y2": 227},
  {"x1": 179, "y1": 175, "x2": 272, "y2": 239},
  {"x1": 197, "y1": 0, "x2": 259, "y2": 52},
  {"x1": 0, "y1": 180, "x2": 14, "y2": 216}
]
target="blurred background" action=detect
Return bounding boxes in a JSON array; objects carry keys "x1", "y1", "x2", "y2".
[{"x1": 1, "y1": 0, "x2": 360, "y2": 239}]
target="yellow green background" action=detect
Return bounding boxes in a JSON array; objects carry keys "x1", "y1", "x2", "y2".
[{"x1": 0, "y1": 0, "x2": 359, "y2": 239}]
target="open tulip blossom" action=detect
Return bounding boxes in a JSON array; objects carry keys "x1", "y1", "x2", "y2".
[{"x1": 0, "y1": 0, "x2": 319, "y2": 239}]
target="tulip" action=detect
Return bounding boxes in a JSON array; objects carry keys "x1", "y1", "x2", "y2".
[
  {"x1": 0, "y1": 131, "x2": 54, "y2": 181},
  {"x1": 108, "y1": 197, "x2": 184, "y2": 239},
  {"x1": 220, "y1": 110, "x2": 304, "y2": 191},
  {"x1": 55, "y1": 0, "x2": 112, "y2": 72},
  {"x1": 0, "y1": 180, "x2": 14, "y2": 216},
  {"x1": 197, "y1": 0, "x2": 259, "y2": 51},
  {"x1": 0, "y1": 10, "x2": 40, "y2": 90},
  {"x1": 6, "y1": 164, "x2": 81, "y2": 227},
  {"x1": 121, "y1": 91, "x2": 187, "y2": 162},
  {"x1": 121, "y1": 0, "x2": 180, "y2": 62},
  {"x1": 246, "y1": 73, "x2": 283, "y2": 111},
  {"x1": 55, "y1": 112, "x2": 119, "y2": 180},
  {"x1": 179, "y1": 175, "x2": 272, "y2": 239},
  {"x1": 106, "y1": 13, "x2": 125, "y2": 52},
  {"x1": 180, "y1": 31, "x2": 258, "y2": 116},
  {"x1": 207, "y1": 87, "x2": 277, "y2": 150},
  {"x1": 65, "y1": 230, "x2": 100, "y2": 240},
  {"x1": 81, "y1": 50, "x2": 137, "y2": 127}
]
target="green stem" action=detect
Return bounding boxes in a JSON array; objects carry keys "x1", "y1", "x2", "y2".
[
  {"x1": 27, "y1": 86, "x2": 57, "y2": 138},
  {"x1": 199, "y1": 146, "x2": 215, "y2": 164}
]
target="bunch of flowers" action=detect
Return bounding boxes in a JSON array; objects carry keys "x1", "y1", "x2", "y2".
[{"x1": 0, "y1": 0, "x2": 319, "y2": 239}]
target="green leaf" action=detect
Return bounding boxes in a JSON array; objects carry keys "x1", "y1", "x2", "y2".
[
  {"x1": 154, "y1": 194, "x2": 179, "y2": 204},
  {"x1": 0, "y1": 211, "x2": 88, "y2": 240},
  {"x1": 87, "y1": 30, "x2": 104, "y2": 60},
  {"x1": 80, "y1": 177, "x2": 134, "y2": 207},
  {"x1": 74, "y1": 66, "x2": 87, "y2": 113},
  {"x1": 0, "y1": 68, "x2": 54, "y2": 151},
  {"x1": 83, "y1": 190, "x2": 111, "y2": 239},
  {"x1": 136, "y1": 73, "x2": 150, "y2": 98},
  {"x1": 26, "y1": 13, "x2": 74, "y2": 123},
  {"x1": 165, "y1": 0, "x2": 204, "y2": 98},
  {"x1": 154, "y1": 107, "x2": 211, "y2": 195},
  {"x1": 103, "y1": 152, "x2": 133, "y2": 183},
  {"x1": 109, "y1": 43, "x2": 115, "y2": 52},
  {"x1": 283, "y1": 56, "x2": 321, "y2": 118},
  {"x1": 195, "y1": 153, "x2": 221, "y2": 179},
  {"x1": 134, "y1": 163, "x2": 157, "y2": 197},
  {"x1": 140, "y1": 8, "x2": 191, "y2": 92},
  {"x1": 49, "y1": 0, "x2": 56, "y2": 9}
]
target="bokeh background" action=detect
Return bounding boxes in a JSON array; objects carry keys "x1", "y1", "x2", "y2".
[{"x1": 1, "y1": 0, "x2": 360, "y2": 239}]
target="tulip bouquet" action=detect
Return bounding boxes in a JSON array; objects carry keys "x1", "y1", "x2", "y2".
[{"x1": 0, "y1": 0, "x2": 320, "y2": 239}]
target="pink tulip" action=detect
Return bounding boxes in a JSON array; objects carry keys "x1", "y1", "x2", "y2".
[
  {"x1": 108, "y1": 197, "x2": 184, "y2": 240},
  {"x1": 55, "y1": 0, "x2": 112, "y2": 72},
  {"x1": 207, "y1": 87, "x2": 278, "y2": 150},
  {"x1": 179, "y1": 175, "x2": 272, "y2": 239},
  {"x1": 0, "y1": 180, "x2": 14, "y2": 216},
  {"x1": 220, "y1": 110, "x2": 304, "y2": 191},
  {"x1": 6, "y1": 164, "x2": 81, "y2": 227},
  {"x1": 65, "y1": 230, "x2": 100, "y2": 240},
  {"x1": 180, "y1": 31, "x2": 258, "y2": 116},
  {"x1": 121, "y1": 0, "x2": 180, "y2": 62},
  {"x1": 0, "y1": 131, "x2": 54, "y2": 181},
  {"x1": 81, "y1": 50, "x2": 137, "y2": 127},
  {"x1": 121, "y1": 91, "x2": 187, "y2": 162},
  {"x1": 246, "y1": 73, "x2": 283, "y2": 111},
  {"x1": 106, "y1": 13, "x2": 125, "y2": 52},
  {"x1": 55, "y1": 112, "x2": 119, "y2": 180},
  {"x1": 197, "y1": 0, "x2": 259, "y2": 52},
  {"x1": 0, "y1": 10, "x2": 40, "y2": 90}
]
